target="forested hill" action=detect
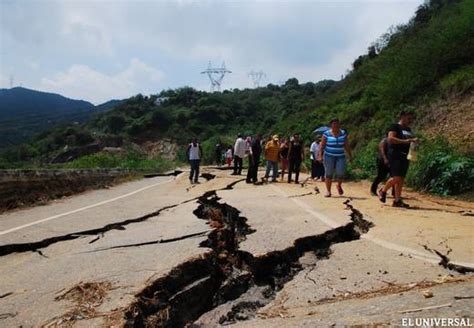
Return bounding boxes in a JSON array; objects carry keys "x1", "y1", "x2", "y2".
[
  {"x1": 2, "y1": 0, "x2": 473, "y2": 195},
  {"x1": 0, "y1": 87, "x2": 101, "y2": 147}
]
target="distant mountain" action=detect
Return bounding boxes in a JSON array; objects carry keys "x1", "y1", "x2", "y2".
[
  {"x1": 0, "y1": 87, "x2": 120, "y2": 147},
  {"x1": 95, "y1": 99, "x2": 126, "y2": 112}
]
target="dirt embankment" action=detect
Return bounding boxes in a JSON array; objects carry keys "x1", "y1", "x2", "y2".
[
  {"x1": 0, "y1": 169, "x2": 136, "y2": 213},
  {"x1": 417, "y1": 92, "x2": 474, "y2": 153}
]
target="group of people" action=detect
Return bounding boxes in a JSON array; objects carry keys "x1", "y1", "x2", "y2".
[{"x1": 186, "y1": 111, "x2": 418, "y2": 207}]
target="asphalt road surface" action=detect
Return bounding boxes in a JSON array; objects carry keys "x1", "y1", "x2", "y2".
[{"x1": 0, "y1": 168, "x2": 472, "y2": 327}]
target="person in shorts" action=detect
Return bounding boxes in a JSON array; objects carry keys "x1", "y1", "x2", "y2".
[
  {"x1": 318, "y1": 118, "x2": 352, "y2": 197},
  {"x1": 378, "y1": 111, "x2": 419, "y2": 207}
]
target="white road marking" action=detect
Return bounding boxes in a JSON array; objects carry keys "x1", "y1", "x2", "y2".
[
  {"x1": 272, "y1": 184, "x2": 474, "y2": 269},
  {"x1": 0, "y1": 178, "x2": 174, "y2": 236}
]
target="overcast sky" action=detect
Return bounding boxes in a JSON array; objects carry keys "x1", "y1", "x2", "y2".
[{"x1": 0, "y1": 0, "x2": 423, "y2": 104}]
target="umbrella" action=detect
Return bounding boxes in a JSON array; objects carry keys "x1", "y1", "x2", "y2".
[{"x1": 313, "y1": 126, "x2": 330, "y2": 134}]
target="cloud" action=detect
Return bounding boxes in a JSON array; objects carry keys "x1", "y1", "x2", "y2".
[
  {"x1": 40, "y1": 59, "x2": 165, "y2": 104},
  {"x1": 1, "y1": 0, "x2": 424, "y2": 101}
]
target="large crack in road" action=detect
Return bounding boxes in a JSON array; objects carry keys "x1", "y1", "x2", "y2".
[
  {"x1": 0, "y1": 203, "x2": 182, "y2": 257},
  {"x1": 122, "y1": 180, "x2": 375, "y2": 327},
  {"x1": 0, "y1": 177, "x2": 243, "y2": 257}
]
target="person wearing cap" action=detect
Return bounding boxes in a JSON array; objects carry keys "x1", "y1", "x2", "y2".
[
  {"x1": 264, "y1": 135, "x2": 280, "y2": 182},
  {"x1": 232, "y1": 134, "x2": 246, "y2": 175},
  {"x1": 318, "y1": 118, "x2": 352, "y2": 197}
]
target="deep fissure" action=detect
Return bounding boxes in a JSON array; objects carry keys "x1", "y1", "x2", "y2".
[{"x1": 123, "y1": 182, "x2": 374, "y2": 327}]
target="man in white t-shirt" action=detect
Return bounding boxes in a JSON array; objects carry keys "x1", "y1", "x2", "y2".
[
  {"x1": 186, "y1": 138, "x2": 203, "y2": 184},
  {"x1": 232, "y1": 134, "x2": 246, "y2": 175},
  {"x1": 310, "y1": 137, "x2": 325, "y2": 180}
]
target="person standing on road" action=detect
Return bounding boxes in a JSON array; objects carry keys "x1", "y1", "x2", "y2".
[
  {"x1": 225, "y1": 146, "x2": 233, "y2": 167},
  {"x1": 379, "y1": 111, "x2": 419, "y2": 208},
  {"x1": 288, "y1": 133, "x2": 304, "y2": 184},
  {"x1": 264, "y1": 135, "x2": 280, "y2": 182},
  {"x1": 279, "y1": 138, "x2": 289, "y2": 181},
  {"x1": 246, "y1": 134, "x2": 262, "y2": 184},
  {"x1": 310, "y1": 137, "x2": 325, "y2": 180},
  {"x1": 318, "y1": 118, "x2": 352, "y2": 197},
  {"x1": 186, "y1": 138, "x2": 203, "y2": 184},
  {"x1": 232, "y1": 134, "x2": 246, "y2": 175},
  {"x1": 370, "y1": 137, "x2": 391, "y2": 195},
  {"x1": 215, "y1": 142, "x2": 223, "y2": 166}
]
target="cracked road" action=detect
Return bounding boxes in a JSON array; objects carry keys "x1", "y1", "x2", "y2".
[{"x1": 0, "y1": 168, "x2": 472, "y2": 327}]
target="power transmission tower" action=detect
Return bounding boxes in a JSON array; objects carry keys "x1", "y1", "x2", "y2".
[
  {"x1": 9, "y1": 75, "x2": 14, "y2": 88},
  {"x1": 248, "y1": 70, "x2": 266, "y2": 88},
  {"x1": 201, "y1": 61, "x2": 232, "y2": 92}
]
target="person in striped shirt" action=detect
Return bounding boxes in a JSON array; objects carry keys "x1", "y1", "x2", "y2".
[{"x1": 318, "y1": 118, "x2": 352, "y2": 197}]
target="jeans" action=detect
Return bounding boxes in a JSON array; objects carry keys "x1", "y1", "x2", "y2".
[
  {"x1": 265, "y1": 160, "x2": 279, "y2": 181},
  {"x1": 324, "y1": 154, "x2": 346, "y2": 179},
  {"x1": 246, "y1": 154, "x2": 259, "y2": 183},
  {"x1": 233, "y1": 155, "x2": 243, "y2": 175},
  {"x1": 288, "y1": 159, "x2": 301, "y2": 183},
  {"x1": 371, "y1": 158, "x2": 390, "y2": 194},
  {"x1": 189, "y1": 159, "x2": 200, "y2": 182}
]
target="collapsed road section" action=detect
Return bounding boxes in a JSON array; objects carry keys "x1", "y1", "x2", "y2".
[{"x1": 122, "y1": 185, "x2": 373, "y2": 327}]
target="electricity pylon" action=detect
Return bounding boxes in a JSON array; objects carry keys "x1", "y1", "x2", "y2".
[
  {"x1": 201, "y1": 61, "x2": 232, "y2": 92},
  {"x1": 248, "y1": 70, "x2": 266, "y2": 88}
]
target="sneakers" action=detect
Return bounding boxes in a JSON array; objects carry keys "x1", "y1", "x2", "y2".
[
  {"x1": 393, "y1": 200, "x2": 410, "y2": 208},
  {"x1": 378, "y1": 189, "x2": 387, "y2": 203}
]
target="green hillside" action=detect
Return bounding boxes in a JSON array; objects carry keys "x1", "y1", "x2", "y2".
[
  {"x1": 0, "y1": 87, "x2": 124, "y2": 147},
  {"x1": 1, "y1": 0, "x2": 473, "y2": 195}
]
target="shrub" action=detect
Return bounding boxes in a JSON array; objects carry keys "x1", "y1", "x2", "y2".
[
  {"x1": 440, "y1": 64, "x2": 474, "y2": 94},
  {"x1": 406, "y1": 139, "x2": 474, "y2": 195}
]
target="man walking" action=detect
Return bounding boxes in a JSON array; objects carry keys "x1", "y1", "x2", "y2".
[
  {"x1": 215, "y1": 142, "x2": 222, "y2": 166},
  {"x1": 310, "y1": 137, "x2": 325, "y2": 180},
  {"x1": 186, "y1": 138, "x2": 203, "y2": 184},
  {"x1": 232, "y1": 134, "x2": 246, "y2": 175},
  {"x1": 379, "y1": 111, "x2": 419, "y2": 207},
  {"x1": 246, "y1": 134, "x2": 262, "y2": 183},
  {"x1": 371, "y1": 137, "x2": 390, "y2": 195},
  {"x1": 288, "y1": 133, "x2": 304, "y2": 184},
  {"x1": 264, "y1": 135, "x2": 280, "y2": 182}
]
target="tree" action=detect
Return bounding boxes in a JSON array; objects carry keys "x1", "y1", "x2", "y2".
[{"x1": 105, "y1": 115, "x2": 126, "y2": 133}]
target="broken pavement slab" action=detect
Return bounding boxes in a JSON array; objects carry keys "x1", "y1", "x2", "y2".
[{"x1": 217, "y1": 182, "x2": 352, "y2": 257}]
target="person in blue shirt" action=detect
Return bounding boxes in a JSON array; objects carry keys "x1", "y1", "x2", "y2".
[{"x1": 318, "y1": 118, "x2": 352, "y2": 197}]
